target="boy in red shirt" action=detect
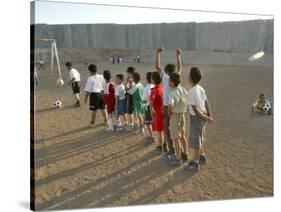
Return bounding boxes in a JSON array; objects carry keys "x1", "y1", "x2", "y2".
[
  {"x1": 150, "y1": 72, "x2": 168, "y2": 154},
  {"x1": 103, "y1": 70, "x2": 116, "y2": 132}
]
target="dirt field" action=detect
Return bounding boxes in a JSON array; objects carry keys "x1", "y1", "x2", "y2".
[{"x1": 33, "y1": 61, "x2": 273, "y2": 210}]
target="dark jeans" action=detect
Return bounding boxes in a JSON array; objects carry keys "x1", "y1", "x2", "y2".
[{"x1": 164, "y1": 106, "x2": 174, "y2": 154}]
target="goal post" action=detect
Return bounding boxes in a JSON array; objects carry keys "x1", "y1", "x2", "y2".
[{"x1": 35, "y1": 38, "x2": 62, "y2": 79}]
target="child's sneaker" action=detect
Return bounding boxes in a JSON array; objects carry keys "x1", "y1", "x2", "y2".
[
  {"x1": 134, "y1": 127, "x2": 144, "y2": 135},
  {"x1": 75, "y1": 101, "x2": 81, "y2": 107},
  {"x1": 105, "y1": 127, "x2": 114, "y2": 132},
  {"x1": 184, "y1": 161, "x2": 200, "y2": 172},
  {"x1": 144, "y1": 137, "x2": 154, "y2": 145},
  {"x1": 181, "y1": 153, "x2": 189, "y2": 162},
  {"x1": 164, "y1": 152, "x2": 176, "y2": 161},
  {"x1": 169, "y1": 158, "x2": 182, "y2": 166},
  {"x1": 116, "y1": 125, "x2": 124, "y2": 132},
  {"x1": 126, "y1": 124, "x2": 134, "y2": 132},
  {"x1": 90, "y1": 121, "x2": 96, "y2": 128},
  {"x1": 152, "y1": 146, "x2": 162, "y2": 155},
  {"x1": 199, "y1": 154, "x2": 207, "y2": 165}
]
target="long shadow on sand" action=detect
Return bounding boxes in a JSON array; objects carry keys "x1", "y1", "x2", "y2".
[
  {"x1": 35, "y1": 125, "x2": 98, "y2": 143},
  {"x1": 35, "y1": 140, "x2": 146, "y2": 187},
  {"x1": 47, "y1": 156, "x2": 195, "y2": 210},
  {"x1": 35, "y1": 152, "x2": 158, "y2": 210},
  {"x1": 35, "y1": 131, "x2": 136, "y2": 168}
]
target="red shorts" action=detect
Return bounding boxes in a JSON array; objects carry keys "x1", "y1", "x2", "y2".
[
  {"x1": 152, "y1": 111, "x2": 164, "y2": 132},
  {"x1": 104, "y1": 97, "x2": 115, "y2": 114}
]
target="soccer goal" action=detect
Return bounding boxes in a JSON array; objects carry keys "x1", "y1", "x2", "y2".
[{"x1": 35, "y1": 38, "x2": 62, "y2": 81}]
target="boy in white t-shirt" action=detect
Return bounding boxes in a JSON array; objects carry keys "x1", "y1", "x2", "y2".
[
  {"x1": 65, "y1": 62, "x2": 81, "y2": 107},
  {"x1": 185, "y1": 67, "x2": 214, "y2": 172},
  {"x1": 115, "y1": 74, "x2": 128, "y2": 130},
  {"x1": 155, "y1": 46, "x2": 182, "y2": 161},
  {"x1": 84, "y1": 64, "x2": 107, "y2": 126}
]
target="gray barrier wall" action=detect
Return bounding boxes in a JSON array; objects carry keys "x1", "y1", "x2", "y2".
[{"x1": 34, "y1": 20, "x2": 273, "y2": 53}]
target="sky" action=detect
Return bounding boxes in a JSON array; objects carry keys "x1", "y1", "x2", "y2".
[{"x1": 33, "y1": 0, "x2": 273, "y2": 25}]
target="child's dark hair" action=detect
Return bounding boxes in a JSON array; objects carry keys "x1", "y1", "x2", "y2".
[
  {"x1": 116, "y1": 74, "x2": 124, "y2": 81},
  {"x1": 164, "y1": 64, "x2": 176, "y2": 75},
  {"x1": 169, "y1": 73, "x2": 181, "y2": 87},
  {"x1": 132, "y1": 72, "x2": 141, "y2": 83},
  {"x1": 146, "y1": 72, "x2": 153, "y2": 83},
  {"x1": 189, "y1": 67, "x2": 202, "y2": 84},
  {"x1": 127, "y1": 66, "x2": 135, "y2": 74},
  {"x1": 88, "y1": 64, "x2": 97, "y2": 74},
  {"x1": 151, "y1": 72, "x2": 161, "y2": 85},
  {"x1": 65, "y1": 62, "x2": 73, "y2": 67},
  {"x1": 103, "y1": 70, "x2": 111, "y2": 81},
  {"x1": 259, "y1": 93, "x2": 266, "y2": 98}
]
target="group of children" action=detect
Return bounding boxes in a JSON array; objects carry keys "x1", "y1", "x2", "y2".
[{"x1": 65, "y1": 46, "x2": 214, "y2": 172}]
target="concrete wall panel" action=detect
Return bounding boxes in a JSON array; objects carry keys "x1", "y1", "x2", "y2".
[{"x1": 34, "y1": 20, "x2": 273, "y2": 53}]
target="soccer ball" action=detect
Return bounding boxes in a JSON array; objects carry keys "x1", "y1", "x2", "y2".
[
  {"x1": 263, "y1": 102, "x2": 271, "y2": 113},
  {"x1": 52, "y1": 100, "x2": 62, "y2": 108},
  {"x1": 56, "y1": 78, "x2": 64, "y2": 86}
]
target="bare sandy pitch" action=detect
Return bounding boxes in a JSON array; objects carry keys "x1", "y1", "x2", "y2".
[{"x1": 34, "y1": 62, "x2": 273, "y2": 210}]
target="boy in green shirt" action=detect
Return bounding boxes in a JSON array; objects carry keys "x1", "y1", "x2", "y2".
[{"x1": 129, "y1": 72, "x2": 145, "y2": 134}]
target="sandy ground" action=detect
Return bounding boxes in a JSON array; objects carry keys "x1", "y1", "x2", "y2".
[{"x1": 33, "y1": 61, "x2": 273, "y2": 210}]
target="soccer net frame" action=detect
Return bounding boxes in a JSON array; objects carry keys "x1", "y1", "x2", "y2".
[{"x1": 35, "y1": 38, "x2": 62, "y2": 80}]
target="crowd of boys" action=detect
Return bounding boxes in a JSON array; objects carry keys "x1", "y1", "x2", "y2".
[{"x1": 64, "y1": 46, "x2": 214, "y2": 172}]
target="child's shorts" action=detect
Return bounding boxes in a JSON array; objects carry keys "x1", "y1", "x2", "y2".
[
  {"x1": 189, "y1": 115, "x2": 206, "y2": 150},
  {"x1": 134, "y1": 102, "x2": 144, "y2": 118},
  {"x1": 117, "y1": 98, "x2": 127, "y2": 116},
  {"x1": 126, "y1": 94, "x2": 134, "y2": 114},
  {"x1": 105, "y1": 102, "x2": 115, "y2": 114},
  {"x1": 90, "y1": 92, "x2": 105, "y2": 111},
  {"x1": 152, "y1": 111, "x2": 164, "y2": 132},
  {"x1": 104, "y1": 97, "x2": 115, "y2": 114},
  {"x1": 144, "y1": 105, "x2": 152, "y2": 125},
  {"x1": 169, "y1": 113, "x2": 186, "y2": 140},
  {"x1": 71, "y1": 81, "x2": 80, "y2": 94}
]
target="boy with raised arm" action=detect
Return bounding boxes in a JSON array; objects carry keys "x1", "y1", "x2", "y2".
[{"x1": 155, "y1": 46, "x2": 182, "y2": 161}]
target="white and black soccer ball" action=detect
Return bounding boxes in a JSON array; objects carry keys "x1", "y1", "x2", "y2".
[
  {"x1": 263, "y1": 102, "x2": 271, "y2": 113},
  {"x1": 52, "y1": 100, "x2": 62, "y2": 108},
  {"x1": 56, "y1": 78, "x2": 64, "y2": 86}
]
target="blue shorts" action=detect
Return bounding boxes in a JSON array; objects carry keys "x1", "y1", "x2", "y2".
[
  {"x1": 117, "y1": 99, "x2": 127, "y2": 116},
  {"x1": 144, "y1": 105, "x2": 152, "y2": 125}
]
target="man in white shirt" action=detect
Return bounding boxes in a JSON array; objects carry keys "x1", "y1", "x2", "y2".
[
  {"x1": 84, "y1": 64, "x2": 107, "y2": 126},
  {"x1": 65, "y1": 62, "x2": 81, "y2": 107},
  {"x1": 155, "y1": 46, "x2": 182, "y2": 160}
]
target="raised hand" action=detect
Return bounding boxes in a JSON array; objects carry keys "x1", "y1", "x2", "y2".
[
  {"x1": 176, "y1": 48, "x2": 181, "y2": 56},
  {"x1": 157, "y1": 46, "x2": 165, "y2": 53}
]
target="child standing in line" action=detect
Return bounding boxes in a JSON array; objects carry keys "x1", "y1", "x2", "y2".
[
  {"x1": 129, "y1": 72, "x2": 145, "y2": 134},
  {"x1": 115, "y1": 74, "x2": 128, "y2": 130},
  {"x1": 125, "y1": 67, "x2": 136, "y2": 131},
  {"x1": 84, "y1": 64, "x2": 107, "y2": 126},
  {"x1": 167, "y1": 73, "x2": 189, "y2": 166},
  {"x1": 65, "y1": 62, "x2": 81, "y2": 107},
  {"x1": 103, "y1": 70, "x2": 116, "y2": 132},
  {"x1": 154, "y1": 47, "x2": 182, "y2": 160},
  {"x1": 143, "y1": 72, "x2": 155, "y2": 144},
  {"x1": 185, "y1": 67, "x2": 213, "y2": 172},
  {"x1": 150, "y1": 72, "x2": 167, "y2": 154}
]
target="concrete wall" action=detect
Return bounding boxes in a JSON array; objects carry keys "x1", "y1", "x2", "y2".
[{"x1": 34, "y1": 20, "x2": 273, "y2": 53}]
